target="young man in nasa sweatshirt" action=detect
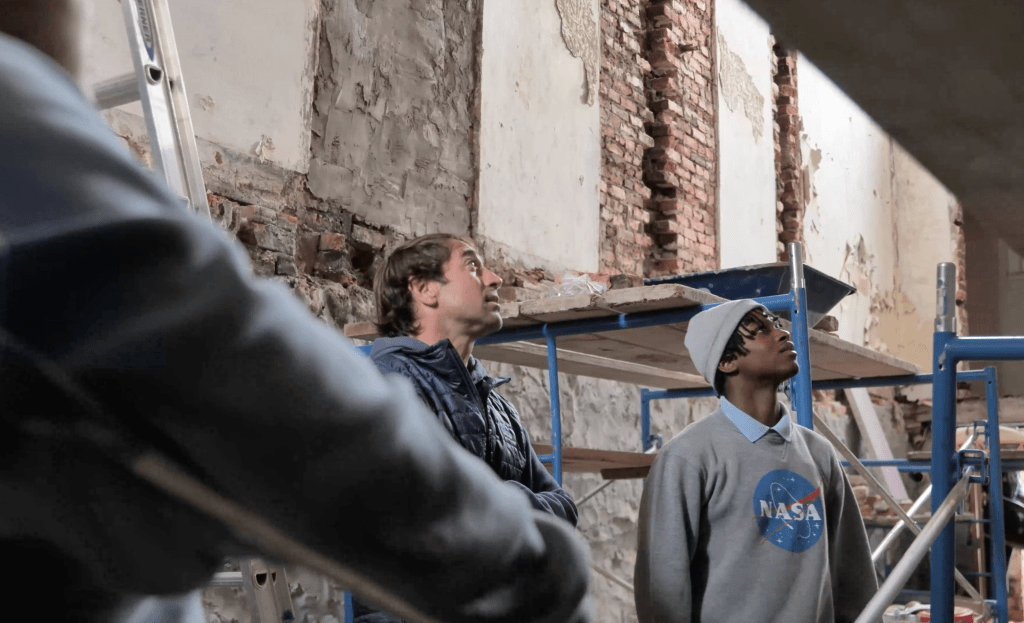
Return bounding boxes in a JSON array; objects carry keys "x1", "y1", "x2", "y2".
[{"x1": 634, "y1": 299, "x2": 877, "y2": 623}]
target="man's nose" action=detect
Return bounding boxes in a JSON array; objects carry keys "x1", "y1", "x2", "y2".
[{"x1": 484, "y1": 268, "x2": 502, "y2": 288}]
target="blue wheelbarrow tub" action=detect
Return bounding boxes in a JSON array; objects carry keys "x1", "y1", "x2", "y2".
[{"x1": 645, "y1": 263, "x2": 855, "y2": 329}]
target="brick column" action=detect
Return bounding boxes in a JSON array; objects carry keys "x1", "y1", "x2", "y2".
[
  {"x1": 599, "y1": 0, "x2": 655, "y2": 275},
  {"x1": 643, "y1": 0, "x2": 718, "y2": 277},
  {"x1": 773, "y1": 42, "x2": 803, "y2": 261}
]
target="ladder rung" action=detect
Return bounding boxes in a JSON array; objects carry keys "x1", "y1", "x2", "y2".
[
  {"x1": 91, "y1": 73, "x2": 142, "y2": 110},
  {"x1": 209, "y1": 571, "x2": 244, "y2": 587}
]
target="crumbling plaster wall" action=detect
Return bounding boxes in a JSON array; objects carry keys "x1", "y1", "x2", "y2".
[
  {"x1": 715, "y1": 0, "x2": 777, "y2": 268},
  {"x1": 82, "y1": 0, "x2": 319, "y2": 173},
  {"x1": 307, "y1": 0, "x2": 478, "y2": 236},
  {"x1": 82, "y1": 0, "x2": 963, "y2": 621},
  {"x1": 798, "y1": 55, "x2": 960, "y2": 371},
  {"x1": 478, "y1": 0, "x2": 602, "y2": 273}
]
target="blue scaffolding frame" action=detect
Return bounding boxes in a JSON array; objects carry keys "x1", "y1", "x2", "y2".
[
  {"x1": 344, "y1": 251, "x2": 1018, "y2": 623},
  {"x1": 476, "y1": 244, "x2": 815, "y2": 482},
  {"x1": 480, "y1": 251, "x2": 1017, "y2": 623}
]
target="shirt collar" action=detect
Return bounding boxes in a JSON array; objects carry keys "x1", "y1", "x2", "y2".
[{"x1": 720, "y1": 397, "x2": 792, "y2": 443}]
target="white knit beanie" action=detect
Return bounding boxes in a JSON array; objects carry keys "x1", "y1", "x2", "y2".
[{"x1": 684, "y1": 299, "x2": 766, "y2": 386}]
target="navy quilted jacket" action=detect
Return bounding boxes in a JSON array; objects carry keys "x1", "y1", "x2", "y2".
[{"x1": 371, "y1": 337, "x2": 578, "y2": 525}]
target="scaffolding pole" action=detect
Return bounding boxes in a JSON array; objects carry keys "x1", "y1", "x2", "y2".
[{"x1": 855, "y1": 471, "x2": 974, "y2": 623}]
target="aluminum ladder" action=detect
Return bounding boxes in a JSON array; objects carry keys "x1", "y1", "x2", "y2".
[{"x1": 89, "y1": 0, "x2": 210, "y2": 218}]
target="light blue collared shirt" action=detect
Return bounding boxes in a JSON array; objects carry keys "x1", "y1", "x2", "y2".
[{"x1": 720, "y1": 397, "x2": 792, "y2": 442}]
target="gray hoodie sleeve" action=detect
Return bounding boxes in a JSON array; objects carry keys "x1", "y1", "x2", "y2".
[
  {"x1": 824, "y1": 447, "x2": 878, "y2": 623},
  {"x1": 634, "y1": 451, "x2": 702, "y2": 623},
  {"x1": 0, "y1": 33, "x2": 590, "y2": 623}
]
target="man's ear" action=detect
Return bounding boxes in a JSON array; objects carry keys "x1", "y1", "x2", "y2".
[
  {"x1": 409, "y1": 277, "x2": 440, "y2": 308},
  {"x1": 718, "y1": 357, "x2": 738, "y2": 375}
]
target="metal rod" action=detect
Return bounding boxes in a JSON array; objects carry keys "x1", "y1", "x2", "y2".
[
  {"x1": 478, "y1": 294, "x2": 795, "y2": 346},
  {"x1": 935, "y1": 263, "x2": 958, "y2": 334},
  {"x1": 577, "y1": 480, "x2": 614, "y2": 506},
  {"x1": 209, "y1": 571, "x2": 244, "y2": 587},
  {"x1": 811, "y1": 369, "x2": 990, "y2": 391},
  {"x1": 576, "y1": 447, "x2": 659, "y2": 507},
  {"x1": 871, "y1": 429, "x2": 980, "y2": 564},
  {"x1": 970, "y1": 481, "x2": 988, "y2": 597},
  {"x1": 132, "y1": 453, "x2": 446, "y2": 623},
  {"x1": 944, "y1": 336, "x2": 1024, "y2": 363},
  {"x1": 872, "y1": 488, "x2": 932, "y2": 563},
  {"x1": 544, "y1": 327, "x2": 563, "y2": 485},
  {"x1": 642, "y1": 387, "x2": 717, "y2": 401},
  {"x1": 854, "y1": 472, "x2": 974, "y2": 623},
  {"x1": 787, "y1": 242, "x2": 814, "y2": 429},
  {"x1": 91, "y1": 73, "x2": 141, "y2": 110},
  {"x1": 641, "y1": 393, "x2": 653, "y2": 452},
  {"x1": 842, "y1": 459, "x2": 932, "y2": 468},
  {"x1": 812, "y1": 413, "x2": 982, "y2": 600},
  {"x1": 590, "y1": 370, "x2": 994, "y2": 405},
  {"x1": 591, "y1": 564, "x2": 633, "y2": 593},
  {"x1": 985, "y1": 367, "x2": 1008, "y2": 623},
  {"x1": 932, "y1": 262, "x2": 960, "y2": 623}
]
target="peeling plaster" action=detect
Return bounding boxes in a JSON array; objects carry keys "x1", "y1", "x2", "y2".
[
  {"x1": 717, "y1": 33, "x2": 765, "y2": 141},
  {"x1": 800, "y1": 54, "x2": 959, "y2": 371},
  {"x1": 478, "y1": 0, "x2": 600, "y2": 272},
  {"x1": 308, "y1": 0, "x2": 476, "y2": 235},
  {"x1": 84, "y1": 0, "x2": 320, "y2": 173},
  {"x1": 716, "y1": 0, "x2": 776, "y2": 268},
  {"x1": 554, "y1": 0, "x2": 599, "y2": 106}
]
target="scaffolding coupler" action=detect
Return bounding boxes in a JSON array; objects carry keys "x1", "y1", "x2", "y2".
[{"x1": 957, "y1": 449, "x2": 988, "y2": 486}]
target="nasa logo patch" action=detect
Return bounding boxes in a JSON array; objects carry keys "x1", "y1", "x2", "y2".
[{"x1": 752, "y1": 469, "x2": 824, "y2": 552}]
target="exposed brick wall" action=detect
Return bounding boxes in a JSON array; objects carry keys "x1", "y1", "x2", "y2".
[
  {"x1": 207, "y1": 189, "x2": 394, "y2": 331},
  {"x1": 643, "y1": 0, "x2": 718, "y2": 277},
  {"x1": 598, "y1": 0, "x2": 655, "y2": 276},
  {"x1": 772, "y1": 43, "x2": 804, "y2": 261}
]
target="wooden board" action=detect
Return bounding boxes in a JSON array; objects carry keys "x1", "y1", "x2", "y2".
[
  {"x1": 343, "y1": 284, "x2": 920, "y2": 388},
  {"x1": 473, "y1": 341, "x2": 706, "y2": 389},
  {"x1": 533, "y1": 444, "x2": 655, "y2": 477}
]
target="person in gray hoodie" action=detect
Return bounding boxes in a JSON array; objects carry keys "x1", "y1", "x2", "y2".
[
  {"x1": 0, "y1": 3, "x2": 591, "y2": 622},
  {"x1": 634, "y1": 299, "x2": 876, "y2": 623}
]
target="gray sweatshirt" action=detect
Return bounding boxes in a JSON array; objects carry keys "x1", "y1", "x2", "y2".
[{"x1": 635, "y1": 406, "x2": 876, "y2": 623}]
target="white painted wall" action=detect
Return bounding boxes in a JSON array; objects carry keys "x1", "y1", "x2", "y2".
[
  {"x1": 715, "y1": 0, "x2": 776, "y2": 269},
  {"x1": 478, "y1": 0, "x2": 601, "y2": 273},
  {"x1": 82, "y1": 0, "x2": 318, "y2": 173},
  {"x1": 799, "y1": 55, "x2": 959, "y2": 370}
]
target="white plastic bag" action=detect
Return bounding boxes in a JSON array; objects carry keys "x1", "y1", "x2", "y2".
[{"x1": 545, "y1": 272, "x2": 608, "y2": 297}]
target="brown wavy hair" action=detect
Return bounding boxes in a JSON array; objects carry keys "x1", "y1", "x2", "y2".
[{"x1": 373, "y1": 234, "x2": 470, "y2": 337}]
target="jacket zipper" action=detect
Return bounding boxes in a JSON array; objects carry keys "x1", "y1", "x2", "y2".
[{"x1": 453, "y1": 350, "x2": 493, "y2": 465}]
